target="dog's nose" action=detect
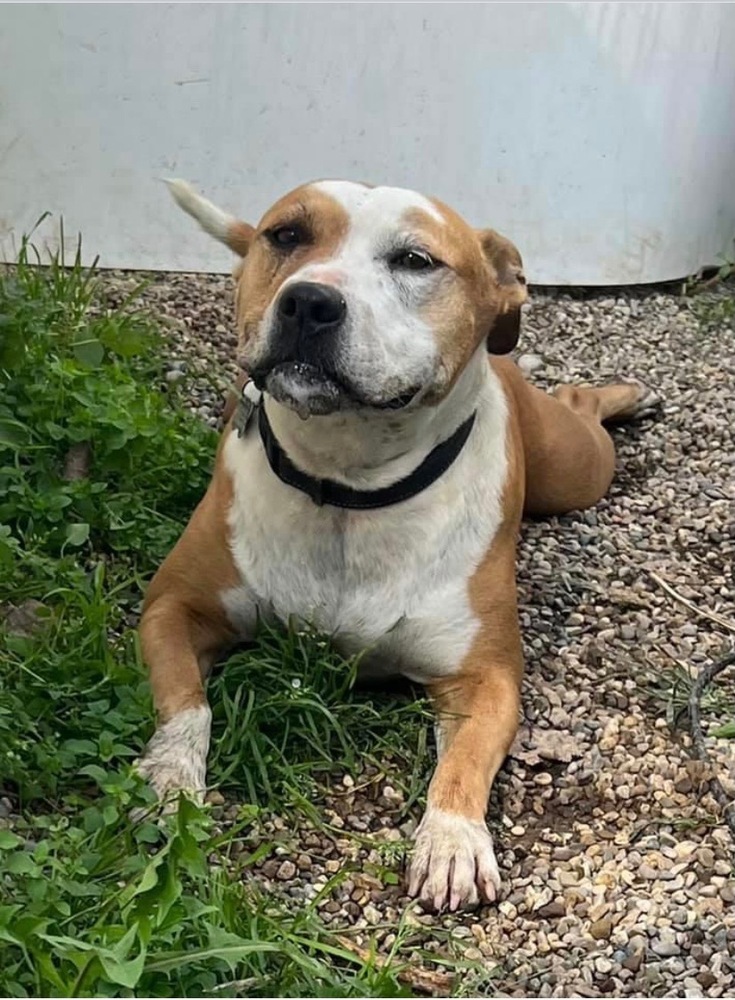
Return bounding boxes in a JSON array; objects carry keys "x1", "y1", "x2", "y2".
[{"x1": 276, "y1": 282, "x2": 346, "y2": 338}]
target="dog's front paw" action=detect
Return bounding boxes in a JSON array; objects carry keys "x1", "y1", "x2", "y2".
[
  {"x1": 134, "y1": 705, "x2": 212, "y2": 816},
  {"x1": 407, "y1": 807, "x2": 501, "y2": 912}
]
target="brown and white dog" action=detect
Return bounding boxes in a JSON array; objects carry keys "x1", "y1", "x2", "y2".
[{"x1": 138, "y1": 179, "x2": 654, "y2": 911}]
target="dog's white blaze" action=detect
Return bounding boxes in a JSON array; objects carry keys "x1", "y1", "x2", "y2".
[
  {"x1": 312, "y1": 180, "x2": 444, "y2": 226},
  {"x1": 221, "y1": 357, "x2": 508, "y2": 683}
]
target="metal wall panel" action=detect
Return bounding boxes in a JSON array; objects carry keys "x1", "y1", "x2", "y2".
[{"x1": 2, "y1": 3, "x2": 734, "y2": 283}]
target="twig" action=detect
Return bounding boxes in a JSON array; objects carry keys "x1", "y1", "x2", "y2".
[
  {"x1": 688, "y1": 649, "x2": 735, "y2": 840},
  {"x1": 211, "y1": 978, "x2": 258, "y2": 994},
  {"x1": 649, "y1": 571, "x2": 735, "y2": 634},
  {"x1": 330, "y1": 770, "x2": 386, "y2": 797},
  {"x1": 333, "y1": 934, "x2": 454, "y2": 997},
  {"x1": 696, "y1": 265, "x2": 733, "y2": 291}
]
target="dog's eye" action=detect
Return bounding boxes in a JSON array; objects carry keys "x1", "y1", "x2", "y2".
[
  {"x1": 389, "y1": 249, "x2": 438, "y2": 272},
  {"x1": 266, "y1": 225, "x2": 306, "y2": 250}
]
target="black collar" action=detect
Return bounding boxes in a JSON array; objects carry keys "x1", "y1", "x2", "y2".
[{"x1": 246, "y1": 396, "x2": 476, "y2": 510}]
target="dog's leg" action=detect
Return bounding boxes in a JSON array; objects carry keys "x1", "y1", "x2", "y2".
[
  {"x1": 135, "y1": 466, "x2": 241, "y2": 811},
  {"x1": 408, "y1": 542, "x2": 523, "y2": 911},
  {"x1": 492, "y1": 358, "x2": 658, "y2": 516},
  {"x1": 136, "y1": 598, "x2": 226, "y2": 808},
  {"x1": 409, "y1": 662, "x2": 520, "y2": 911},
  {"x1": 552, "y1": 380, "x2": 658, "y2": 424}
]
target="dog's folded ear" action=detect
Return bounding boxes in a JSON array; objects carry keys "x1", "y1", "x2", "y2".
[
  {"x1": 165, "y1": 179, "x2": 254, "y2": 258},
  {"x1": 478, "y1": 229, "x2": 527, "y2": 355}
]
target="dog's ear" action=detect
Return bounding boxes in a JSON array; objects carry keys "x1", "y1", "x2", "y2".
[
  {"x1": 165, "y1": 179, "x2": 254, "y2": 257},
  {"x1": 477, "y1": 229, "x2": 527, "y2": 355}
]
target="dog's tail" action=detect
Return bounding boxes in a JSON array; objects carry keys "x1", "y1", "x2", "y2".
[{"x1": 164, "y1": 179, "x2": 253, "y2": 257}]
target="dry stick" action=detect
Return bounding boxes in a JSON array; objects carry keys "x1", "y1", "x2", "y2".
[
  {"x1": 648, "y1": 573, "x2": 735, "y2": 838},
  {"x1": 648, "y1": 571, "x2": 735, "y2": 634},
  {"x1": 688, "y1": 649, "x2": 735, "y2": 840},
  {"x1": 333, "y1": 934, "x2": 454, "y2": 997}
]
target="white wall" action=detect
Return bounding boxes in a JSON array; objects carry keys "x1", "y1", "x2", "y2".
[{"x1": 2, "y1": 3, "x2": 734, "y2": 284}]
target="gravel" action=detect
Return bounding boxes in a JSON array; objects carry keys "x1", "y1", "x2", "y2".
[{"x1": 107, "y1": 272, "x2": 735, "y2": 995}]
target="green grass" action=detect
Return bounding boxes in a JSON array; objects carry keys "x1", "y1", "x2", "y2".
[{"x1": 0, "y1": 234, "x2": 437, "y2": 997}]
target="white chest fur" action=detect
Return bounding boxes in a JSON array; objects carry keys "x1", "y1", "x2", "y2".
[{"x1": 221, "y1": 369, "x2": 509, "y2": 683}]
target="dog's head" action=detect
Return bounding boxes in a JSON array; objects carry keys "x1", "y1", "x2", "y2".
[{"x1": 169, "y1": 179, "x2": 526, "y2": 418}]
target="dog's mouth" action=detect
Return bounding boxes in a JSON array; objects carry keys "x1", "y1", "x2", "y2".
[{"x1": 251, "y1": 361, "x2": 420, "y2": 419}]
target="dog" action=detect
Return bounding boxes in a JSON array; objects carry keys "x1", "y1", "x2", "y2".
[{"x1": 138, "y1": 178, "x2": 655, "y2": 911}]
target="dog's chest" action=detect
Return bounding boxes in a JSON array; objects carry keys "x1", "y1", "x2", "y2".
[{"x1": 221, "y1": 402, "x2": 508, "y2": 681}]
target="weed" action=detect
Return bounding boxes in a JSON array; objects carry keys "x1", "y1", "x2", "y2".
[
  {"x1": 639, "y1": 647, "x2": 735, "y2": 742},
  {"x1": 687, "y1": 293, "x2": 735, "y2": 331},
  {"x1": 680, "y1": 246, "x2": 735, "y2": 330}
]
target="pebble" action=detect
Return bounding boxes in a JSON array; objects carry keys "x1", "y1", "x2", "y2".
[
  {"x1": 696, "y1": 847, "x2": 715, "y2": 868},
  {"x1": 538, "y1": 901, "x2": 567, "y2": 919},
  {"x1": 589, "y1": 918, "x2": 614, "y2": 940},
  {"x1": 683, "y1": 980, "x2": 704, "y2": 998},
  {"x1": 651, "y1": 930, "x2": 681, "y2": 957},
  {"x1": 518, "y1": 353, "x2": 544, "y2": 374},
  {"x1": 622, "y1": 951, "x2": 644, "y2": 973},
  {"x1": 276, "y1": 860, "x2": 297, "y2": 881}
]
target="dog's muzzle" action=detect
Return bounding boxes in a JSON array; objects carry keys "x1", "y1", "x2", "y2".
[{"x1": 250, "y1": 281, "x2": 421, "y2": 418}]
